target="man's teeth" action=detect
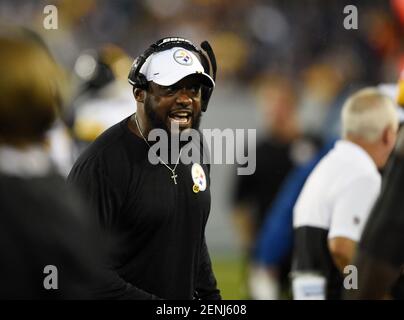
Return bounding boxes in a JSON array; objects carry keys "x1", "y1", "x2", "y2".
[
  {"x1": 170, "y1": 114, "x2": 190, "y2": 123},
  {"x1": 171, "y1": 112, "x2": 189, "y2": 117}
]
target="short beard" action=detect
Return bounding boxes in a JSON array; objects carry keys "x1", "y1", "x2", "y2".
[
  {"x1": 143, "y1": 98, "x2": 203, "y2": 161},
  {"x1": 144, "y1": 96, "x2": 168, "y2": 132},
  {"x1": 191, "y1": 111, "x2": 202, "y2": 131}
]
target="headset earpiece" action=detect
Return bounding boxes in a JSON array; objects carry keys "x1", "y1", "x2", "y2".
[
  {"x1": 128, "y1": 55, "x2": 149, "y2": 90},
  {"x1": 200, "y1": 41, "x2": 217, "y2": 112}
]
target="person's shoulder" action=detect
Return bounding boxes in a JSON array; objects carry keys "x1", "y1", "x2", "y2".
[
  {"x1": 69, "y1": 118, "x2": 147, "y2": 186},
  {"x1": 0, "y1": 173, "x2": 98, "y2": 299},
  {"x1": 303, "y1": 148, "x2": 335, "y2": 180},
  {"x1": 310, "y1": 141, "x2": 362, "y2": 181},
  {"x1": 77, "y1": 119, "x2": 128, "y2": 161},
  {"x1": 349, "y1": 172, "x2": 381, "y2": 192},
  {"x1": 341, "y1": 154, "x2": 381, "y2": 189},
  {"x1": 1, "y1": 172, "x2": 90, "y2": 224},
  {"x1": 73, "y1": 118, "x2": 145, "y2": 171}
]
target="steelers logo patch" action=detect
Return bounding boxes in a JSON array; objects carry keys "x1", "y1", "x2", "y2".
[
  {"x1": 191, "y1": 163, "x2": 207, "y2": 192},
  {"x1": 173, "y1": 49, "x2": 193, "y2": 66}
]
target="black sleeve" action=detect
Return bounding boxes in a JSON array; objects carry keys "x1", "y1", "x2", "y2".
[
  {"x1": 67, "y1": 154, "x2": 125, "y2": 229},
  {"x1": 67, "y1": 156, "x2": 160, "y2": 300},
  {"x1": 359, "y1": 148, "x2": 404, "y2": 268},
  {"x1": 195, "y1": 237, "x2": 221, "y2": 300},
  {"x1": 347, "y1": 129, "x2": 404, "y2": 299}
]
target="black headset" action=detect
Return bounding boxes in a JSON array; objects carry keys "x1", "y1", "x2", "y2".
[{"x1": 128, "y1": 37, "x2": 217, "y2": 112}]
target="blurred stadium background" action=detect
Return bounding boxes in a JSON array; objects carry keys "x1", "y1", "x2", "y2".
[{"x1": 1, "y1": 0, "x2": 403, "y2": 299}]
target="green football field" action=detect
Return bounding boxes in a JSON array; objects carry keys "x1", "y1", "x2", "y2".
[
  {"x1": 212, "y1": 256, "x2": 292, "y2": 300},
  {"x1": 211, "y1": 256, "x2": 247, "y2": 300}
]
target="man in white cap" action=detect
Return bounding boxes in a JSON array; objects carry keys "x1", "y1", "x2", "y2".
[{"x1": 68, "y1": 37, "x2": 221, "y2": 300}]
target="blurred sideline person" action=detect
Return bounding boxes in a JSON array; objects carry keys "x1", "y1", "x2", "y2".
[
  {"x1": 0, "y1": 29, "x2": 100, "y2": 299},
  {"x1": 248, "y1": 63, "x2": 355, "y2": 300},
  {"x1": 68, "y1": 44, "x2": 134, "y2": 156},
  {"x1": 232, "y1": 75, "x2": 303, "y2": 299},
  {"x1": 251, "y1": 138, "x2": 336, "y2": 300},
  {"x1": 252, "y1": 80, "x2": 404, "y2": 301},
  {"x1": 346, "y1": 73, "x2": 404, "y2": 300},
  {"x1": 45, "y1": 45, "x2": 134, "y2": 176},
  {"x1": 291, "y1": 88, "x2": 399, "y2": 300},
  {"x1": 68, "y1": 37, "x2": 221, "y2": 299}
]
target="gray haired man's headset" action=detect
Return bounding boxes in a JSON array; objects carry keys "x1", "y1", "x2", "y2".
[{"x1": 128, "y1": 37, "x2": 217, "y2": 112}]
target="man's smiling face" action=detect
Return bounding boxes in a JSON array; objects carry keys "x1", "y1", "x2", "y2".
[{"x1": 144, "y1": 74, "x2": 203, "y2": 134}]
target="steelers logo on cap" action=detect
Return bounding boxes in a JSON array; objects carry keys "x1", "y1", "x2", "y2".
[
  {"x1": 191, "y1": 163, "x2": 207, "y2": 192},
  {"x1": 173, "y1": 49, "x2": 193, "y2": 66}
]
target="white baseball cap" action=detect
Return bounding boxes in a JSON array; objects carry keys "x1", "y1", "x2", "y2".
[{"x1": 139, "y1": 47, "x2": 215, "y2": 88}]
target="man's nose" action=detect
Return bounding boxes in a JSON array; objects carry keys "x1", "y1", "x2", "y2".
[{"x1": 175, "y1": 89, "x2": 193, "y2": 106}]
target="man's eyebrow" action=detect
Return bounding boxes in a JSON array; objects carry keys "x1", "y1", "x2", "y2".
[{"x1": 156, "y1": 84, "x2": 176, "y2": 90}]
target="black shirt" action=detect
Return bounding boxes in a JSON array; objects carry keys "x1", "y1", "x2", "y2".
[
  {"x1": 358, "y1": 149, "x2": 404, "y2": 299},
  {"x1": 359, "y1": 152, "x2": 404, "y2": 268},
  {"x1": 68, "y1": 117, "x2": 220, "y2": 300},
  {"x1": 0, "y1": 172, "x2": 99, "y2": 299}
]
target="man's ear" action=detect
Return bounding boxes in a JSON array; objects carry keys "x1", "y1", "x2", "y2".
[
  {"x1": 383, "y1": 125, "x2": 396, "y2": 147},
  {"x1": 134, "y1": 88, "x2": 145, "y2": 103}
]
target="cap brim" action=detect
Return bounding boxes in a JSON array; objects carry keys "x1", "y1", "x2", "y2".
[
  {"x1": 185, "y1": 72, "x2": 215, "y2": 88},
  {"x1": 153, "y1": 71, "x2": 215, "y2": 88}
]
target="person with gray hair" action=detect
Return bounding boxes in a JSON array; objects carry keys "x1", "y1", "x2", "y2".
[
  {"x1": 346, "y1": 76, "x2": 404, "y2": 300},
  {"x1": 341, "y1": 88, "x2": 399, "y2": 167},
  {"x1": 291, "y1": 87, "x2": 399, "y2": 300}
]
